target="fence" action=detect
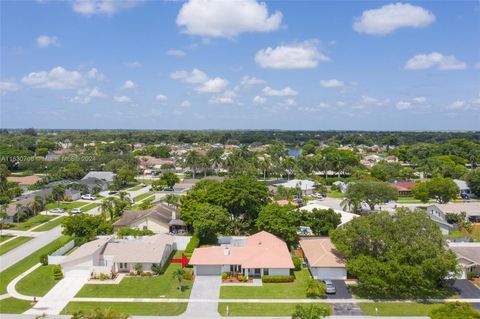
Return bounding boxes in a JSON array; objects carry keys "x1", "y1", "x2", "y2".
[{"x1": 48, "y1": 239, "x2": 75, "y2": 265}]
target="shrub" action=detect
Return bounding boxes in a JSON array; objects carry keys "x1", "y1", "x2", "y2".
[
  {"x1": 52, "y1": 265, "x2": 63, "y2": 280},
  {"x1": 467, "y1": 271, "x2": 476, "y2": 280},
  {"x1": 40, "y1": 254, "x2": 48, "y2": 265},
  {"x1": 151, "y1": 263, "x2": 163, "y2": 275},
  {"x1": 242, "y1": 275, "x2": 248, "y2": 282},
  {"x1": 128, "y1": 271, "x2": 136, "y2": 276},
  {"x1": 430, "y1": 302, "x2": 480, "y2": 319},
  {"x1": 185, "y1": 233, "x2": 200, "y2": 254},
  {"x1": 306, "y1": 279, "x2": 326, "y2": 298},
  {"x1": 140, "y1": 271, "x2": 152, "y2": 277},
  {"x1": 262, "y1": 275, "x2": 294, "y2": 283},
  {"x1": 134, "y1": 263, "x2": 143, "y2": 275},
  {"x1": 117, "y1": 227, "x2": 154, "y2": 238},
  {"x1": 292, "y1": 304, "x2": 332, "y2": 319},
  {"x1": 292, "y1": 256, "x2": 303, "y2": 271},
  {"x1": 183, "y1": 270, "x2": 193, "y2": 280},
  {"x1": 221, "y1": 272, "x2": 229, "y2": 280}
]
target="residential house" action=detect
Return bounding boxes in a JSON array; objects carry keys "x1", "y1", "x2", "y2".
[
  {"x1": 389, "y1": 181, "x2": 417, "y2": 196},
  {"x1": 275, "y1": 179, "x2": 316, "y2": 195},
  {"x1": 454, "y1": 179, "x2": 471, "y2": 195},
  {"x1": 81, "y1": 171, "x2": 116, "y2": 191},
  {"x1": 113, "y1": 202, "x2": 187, "y2": 234},
  {"x1": 60, "y1": 234, "x2": 175, "y2": 276},
  {"x1": 448, "y1": 242, "x2": 480, "y2": 279},
  {"x1": 189, "y1": 231, "x2": 294, "y2": 277},
  {"x1": 299, "y1": 203, "x2": 359, "y2": 227},
  {"x1": 300, "y1": 237, "x2": 346, "y2": 280},
  {"x1": 426, "y1": 203, "x2": 480, "y2": 223},
  {"x1": 6, "y1": 175, "x2": 42, "y2": 190}
]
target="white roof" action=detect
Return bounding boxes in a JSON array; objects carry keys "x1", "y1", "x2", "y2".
[
  {"x1": 299, "y1": 202, "x2": 358, "y2": 226},
  {"x1": 277, "y1": 179, "x2": 315, "y2": 190},
  {"x1": 82, "y1": 171, "x2": 115, "y2": 182},
  {"x1": 453, "y1": 179, "x2": 470, "y2": 191}
]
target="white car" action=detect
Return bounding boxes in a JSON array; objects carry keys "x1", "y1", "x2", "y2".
[
  {"x1": 81, "y1": 194, "x2": 96, "y2": 200},
  {"x1": 71, "y1": 208, "x2": 82, "y2": 214}
]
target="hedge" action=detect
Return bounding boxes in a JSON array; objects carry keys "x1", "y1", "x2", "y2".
[
  {"x1": 262, "y1": 275, "x2": 295, "y2": 283},
  {"x1": 184, "y1": 234, "x2": 200, "y2": 254}
]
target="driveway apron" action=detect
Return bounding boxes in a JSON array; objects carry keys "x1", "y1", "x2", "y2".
[{"x1": 184, "y1": 275, "x2": 221, "y2": 317}]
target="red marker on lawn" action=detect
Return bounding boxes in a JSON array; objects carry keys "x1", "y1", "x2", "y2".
[{"x1": 171, "y1": 253, "x2": 189, "y2": 268}]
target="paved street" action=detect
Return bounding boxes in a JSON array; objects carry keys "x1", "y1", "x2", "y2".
[{"x1": 0, "y1": 226, "x2": 62, "y2": 272}]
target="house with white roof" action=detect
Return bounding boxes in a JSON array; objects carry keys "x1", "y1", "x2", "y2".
[
  {"x1": 275, "y1": 179, "x2": 316, "y2": 195},
  {"x1": 299, "y1": 202, "x2": 359, "y2": 226}
]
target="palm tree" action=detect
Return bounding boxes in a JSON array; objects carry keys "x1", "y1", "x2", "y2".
[
  {"x1": 0, "y1": 205, "x2": 7, "y2": 236},
  {"x1": 258, "y1": 157, "x2": 271, "y2": 180},
  {"x1": 185, "y1": 151, "x2": 200, "y2": 179},
  {"x1": 30, "y1": 195, "x2": 45, "y2": 215},
  {"x1": 172, "y1": 269, "x2": 185, "y2": 291},
  {"x1": 282, "y1": 157, "x2": 297, "y2": 180},
  {"x1": 101, "y1": 198, "x2": 115, "y2": 221},
  {"x1": 164, "y1": 194, "x2": 180, "y2": 209},
  {"x1": 52, "y1": 184, "x2": 65, "y2": 208}
]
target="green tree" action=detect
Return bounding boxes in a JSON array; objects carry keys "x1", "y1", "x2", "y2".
[
  {"x1": 172, "y1": 269, "x2": 185, "y2": 291},
  {"x1": 370, "y1": 161, "x2": 404, "y2": 181},
  {"x1": 291, "y1": 304, "x2": 331, "y2": 319},
  {"x1": 256, "y1": 203, "x2": 299, "y2": 244},
  {"x1": 303, "y1": 208, "x2": 342, "y2": 236},
  {"x1": 185, "y1": 151, "x2": 200, "y2": 179},
  {"x1": 465, "y1": 168, "x2": 480, "y2": 196},
  {"x1": 191, "y1": 203, "x2": 232, "y2": 244},
  {"x1": 52, "y1": 184, "x2": 66, "y2": 208},
  {"x1": 164, "y1": 194, "x2": 180, "y2": 208},
  {"x1": 426, "y1": 177, "x2": 459, "y2": 203},
  {"x1": 62, "y1": 214, "x2": 112, "y2": 245},
  {"x1": 59, "y1": 163, "x2": 85, "y2": 180},
  {"x1": 305, "y1": 279, "x2": 326, "y2": 298},
  {"x1": 430, "y1": 302, "x2": 480, "y2": 319},
  {"x1": 30, "y1": 194, "x2": 45, "y2": 215},
  {"x1": 344, "y1": 181, "x2": 398, "y2": 211},
  {"x1": 330, "y1": 209, "x2": 458, "y2": 298},
  {"x1": 412, "y1": 182, "x2": 431, "y2": 203},
  {"x1": 159, "y1": 172, "x2": 180, "y2": 189},
  {"x1": 113, "y1": 166, "x2": 137, "y2": 189}
]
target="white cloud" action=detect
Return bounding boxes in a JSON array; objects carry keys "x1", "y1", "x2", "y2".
[
  {"x1": 36, "y1": 35, "x2": 59, "y2": 48},
  {"x1": 0, "y1": 81, "x2": 19, "y2": 95},
  {"x1": 235, "y1": 76, "x2": 266, "y2": 91},
  {"x1": 180, "y1": 100, "x2": 191, "y2": 107},
  {"x1": 353, "y1": 3, "x2": 435, "y2": 35},
  {"x1": 87, "y1": 68, "x2": 105, "y2": 81},
  {"x1": 125, "y1": 61, "x2": 142, "y2": 68},
  {"x1": 255, "y1": 40, "x2": 329, "y2": 69},
  {"x1": 336, "y1": 101, "x2": 345, "y2": 107},
  {"x1": 320, "y1": 79, "x2": 344, "y2": 88},
  {"x1": 396, "y1": 96, "x2": 427, "y2": 110},
  {"x1": 170, "y1": 69, "x2": 208, "y2": 84},
  {"x1": 283, "y1": 98, "x2": 297, "y2": 106},
  {"x1": 195, "y1": 77, "x2": 229, "y2": 93},
  {"x1": 176, "y1": 0, "x2": 282, "y2": 38},
  {"x1": 412, "y1": 96, "x2": 427, "y2": 104},
  {"x1": 22, "y1": 66, "x2": 85, "y2": 89},
  {"x1": 166, "y1": 49, "x2": 186, "y2": 57},
  {"x1": 114, "y1": 95, "x2": 131, "y2": 103},
  {"x1": 122, "y1": 80, "x2": 136, "y2": 89},
  {"x1": 354, "y1": 95, "x2": 390, "y2": 109},
  {"x1": 155, "y1": 94, "x2": 168, "y2": 102},
  {"x1": 396, "y1": 101, "x2": 412, "y2": 110},
  {"x1": 253, "y1": 95, "x2": 267, "y2": 105},
  {"x1": 209, "y1": 90, "x2": 236, "y2": 104},
  {"x1": 318, "y1": 101, "x2": 330, "y2": 108},
  {"x1": 262, "y1": 86, "x2": 298, "y2": 97},
  {"x1": 70, "y1": 87, "x2": 106, "y2": 104},
  {"x1": 447, "y1": 100, "x2": 466, "y2": 110},
  {"x1": 72, "y1": 0, "x2": 143, "y2": 16},
  {"x1": 405, "y1": 52, "x2": 466, "y2": 70}
]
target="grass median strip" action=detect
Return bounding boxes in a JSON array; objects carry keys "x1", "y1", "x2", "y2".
[
  {"x1": 0, "y1": 297, "x2": 34, "y2": 314},
  {"x1": 61, "y1": 302, "x2": 187, "y2": 316},
  {"x1": 218, "y1": 303, "x2": 331, "y2": 316},
  {"x1": 0, "y1": 235, "x2": 72, "y2": 294},
  {"x1": 220, "y1": 269, "x2": 311, "y2": 299},
  {"x1": 80, "y1": 203, "x2": 100, "y2": 212},
  {"x1": 133, "y1": 192, "x2": 153, "y2": 202},
  {"x1": 0, "y1": 235, "x2": 14, "y2": 243},
  {"x1": 33, "y1": 217, "x2": 65, "y2": 232},
  {"x1": 10, "y1": 215, "x2": 56, "y2": 231},
  {"x1": 0, "y1": 237, "x2": 33, "y2": 255},
  {"x1": 45, "y1": 201, "x2": 88, "y2": 211},
  {"x1": 15, "y1": 265, "x2": 58, "y2": 297},
  {"x1": 358, "y1": 302, "x2": 443, "y2": 316}
]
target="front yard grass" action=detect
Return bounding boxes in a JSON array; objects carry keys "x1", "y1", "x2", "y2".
[
  {"x1": 0, "y1": 236, "x2": 33, "y2": 255},
  {"x1": 10, "y1": 215, "x2": 56, "y2": 231},
  {"x1": 61, "y1": 302, "x2": 187, "y2": 316},
  {"x1": 220, "y1": 269, "x2": 311, "y2": 299},
  {"x1": 32, "y1": 216, "x2": 65, "y2": 232},
  {"x1": 0, "y1": 297, "x2": 34, "y2": 314},
  {"x1": 326, "y1": 190, "x2": 343, "y2": 199},
  {"x1": 127, "y1": 185, "x2": 145, "y2": 191},
  {"x1": 0, "y1": 235, "x2": 14, "y2": 243},
  {"x1": 358, "y1": 302, "x2": 443, "y2": 316},
  {"x1": 75, "y1": 251, "x2": 193, "y2": 298},
  {"x1": 45, "y1": 201, "x2": 87, "y2": 211},
  {"x1": 0, "y1": 235, "x2": 72, "y2": 294},
  {"x1": 15, "y1": 265, "x2": 58, "y2": 297},
  {"x1": 218, "y1": 303, "x2": 331, "y2": 316},
  {"x1": 133, "y1": 192, "x2": 153, "y2": 202},
  {"x1": 80, "y1": 203, "x2": 100, "y2": 212}
]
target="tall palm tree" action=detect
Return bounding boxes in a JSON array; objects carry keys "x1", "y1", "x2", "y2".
[
  {"x1": 185, "y1": 151, "x2": 200, "y2": 179},
  {"x1": 30, "y1": 195, "x2": 45, "y2": 215},
  {"x1": 101, "y1": 198, "x2": 115, "y2": 221},
  {"x1": 52, "y1": 185, "x2": 65, "y2": 208}
]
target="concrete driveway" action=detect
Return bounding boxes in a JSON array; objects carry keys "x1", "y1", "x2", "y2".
[
  {"x1": 183, "y1": 275, "x2": 221, "y2": 318},
  {"x1": 453, "y1": 280, "x2": 480, "y2": 299}
]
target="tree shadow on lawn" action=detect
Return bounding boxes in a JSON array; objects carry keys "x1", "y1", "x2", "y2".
[{"x1": 349, "y1": 284, "x2": 458, "y2": 300}]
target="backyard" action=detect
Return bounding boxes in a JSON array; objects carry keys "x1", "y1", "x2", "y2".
[
  {"x1": 220, "y1": 269, "x2": 311, "y2": 299},
  {"x1": 75, "y1": 251, "x2": 193, "y2": 298},
  {"x1": 218, "y1": 303, "x2": 331, "y2": 316},
  {"x1": 0, "y1": 237, "x2": 33, "y2": 255},
  {"x1": 61, "y1": 302, "x2": 187, "y2": 316}
]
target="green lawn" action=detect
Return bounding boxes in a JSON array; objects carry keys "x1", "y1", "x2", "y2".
[
  {"x1": 80, "y1": 203, "x2": 100, "y2": 212},
  {"x1": 358, "y1": 302, "x2": 443, "y2": 316},
  {"x1": 0, "y1": 237, "x2": 33, "y2": 255},
  {"x1": 32, "y1": 217, "x2": 65, "y2": 232},
  {"x1": 326, "y1": 190, "x2": 344, "y2": 199},
  {"x1": 10, "y1": 215, "x2": 56, "y2": 231},
  {"x1": 135, "y1": 178, "x2": 154, "y2": 185},
  {"x1": 76, "y1": 251, "x2": 193, "y2": 298},
  {"x1": 0, "y1": 235, "x2": 14, "y2": 243},
  {"x1": 45, "y1": 201, "x2": 87, "y2": 211},
  {"x1": 0, "y1": 236, "x2": 72, "y2": 294},
  {"x1": 61, "y1": 302, "x2": 187, "y2": 316},
  {"x1": 220, "y1": 269, "x2": 311, "y2": 299},
  {"x1": 0, "y1": 298, "x2": 34, "y2": 314},
  {"x1": 127, "y1": 185, "x2": 145, "y2": 191},
  {"x1": 15, "y1": 265, "x2": 58, "y2": 297},
  {"x1": 218, "y1": 303, "x2": 331, "y2": 316},
  {"x1": 133, "y1": 192, "x2": 153, "y2": 201}
]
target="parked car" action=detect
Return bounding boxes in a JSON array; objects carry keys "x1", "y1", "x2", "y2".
[
  {"x1": 163, "y1": 187, "x2": 174, "y2": 192},
  {"x1": 460, "y1": 193, "x2": 470, "y2": 200},
  {"x1": 81, "y1": 194, "x2": 96, "y2": 200},
  {"x1": 322, "y1": 280, "x2": 336, "y2": 294},
  {"x1": 49, "y1": 207, "x2": 65, "y2": 214},
  {"x1": 311, "y1": 193, "x2": 324, "y2": 199},
  {"x1": 70, "y1": 208, "x2": 81, "y2": 214},
  {"x1": 108, "y1": 191, "x2": 118, "y2": 195}
]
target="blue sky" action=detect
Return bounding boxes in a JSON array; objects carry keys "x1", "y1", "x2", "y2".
[{"x1": 1, "y1": 0, "x2": 479, "y2": 130}]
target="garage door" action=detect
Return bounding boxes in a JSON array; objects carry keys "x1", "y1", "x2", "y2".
[
  {"x1": 196, "y1": 265, "x2": 221, "y2": 276},
  {"x1": 312, "y1": 267, "x2": 346, "y2": 280}
]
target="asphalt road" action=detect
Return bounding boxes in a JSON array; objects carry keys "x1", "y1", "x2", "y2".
[
  {"x1": 0, "y1": 226, "x2": 62, "y2": 272},
  {"x1": 453, "y1": 280, "x2": 480, "y2": 299}
]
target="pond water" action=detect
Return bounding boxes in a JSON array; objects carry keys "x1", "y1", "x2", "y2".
[{"x1": 288, "y1": 147, "x2": 301, "y2": 157}]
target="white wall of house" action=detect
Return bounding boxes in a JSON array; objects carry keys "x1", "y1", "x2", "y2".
[
  {"x1": 130, "y1": 217, "x2": 169, "y2": 234},
  {"x1": 438, "y1": 223, "x2": 450, "y2": 235},
  {"x1": 310, "y1": 267, "x2": 346, "y2": 280}
]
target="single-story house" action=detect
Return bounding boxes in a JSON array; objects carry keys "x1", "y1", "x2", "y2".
[
  {"x1": 189, "y1": 231, "x2": 294, "y2": 277},
  {"x1": 388, "y1": 181, "x2": 417, "y2": 196},
  {"x1": 300, "y1": 237, "x2": 346, "y2": 280},
  {"x1": 454, "y1": 179, "x2": 471, "y2": 195},
  {"x1": 113, "y1": 202, "x2": 187, "y2": 234},
  {"x1": 7, "y1": 175, "x2": 42, "y2": 190},
  {"x1": 428, "y1": 212, "x2": 453, "y2": 235},
  {"x1": 299, "y1": 203, "x2": 359, "y2": 227},
  {"x1": 426, "y1": 203, "x2": 480, "y2": 223},
  {"x1": 3, "y1": 198, "x2": 34, "y2": 222},
  {"x1": 448, "y1": 242, "x2": 480, "y2": 279},
  {"x1": 81, "y1": 171, "x2": 116, "y2": 183},
  {"x1": 274, "y1": 179, "x2": 316, "y2": 195},
  {"x1": 60, "y1": 234, "x2": 175, "y2": 275}
]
